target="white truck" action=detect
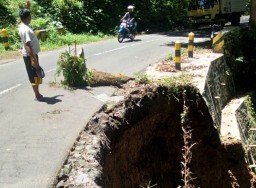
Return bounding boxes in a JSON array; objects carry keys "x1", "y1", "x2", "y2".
[{"x1": 188, "y1": 0, "x2": 247, "y2": 27}]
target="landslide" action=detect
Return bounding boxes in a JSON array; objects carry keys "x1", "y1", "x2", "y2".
[
  {"x1": 85, "y1": 82, "x2": 252, "y2": 188},
  {"x1": 55, "y1": 81, "x2": 256, "y2": 188}
]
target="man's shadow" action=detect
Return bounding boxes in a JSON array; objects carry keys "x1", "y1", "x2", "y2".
[{"x1": 41, "y1": 95, "x2": 63, "y2": 105}]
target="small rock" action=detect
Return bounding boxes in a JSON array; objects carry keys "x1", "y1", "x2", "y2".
[
  {"x1": 56, "y1": 180, "x2": 66, "y2": 188},
  {"x1": 75, "y1": 171, "x2": 90, "y2": 185},
  {"x1": 73, "y1": 153, "x2": 82, "y2": 158},
  {"x1": 75, "y1": 145, "x2": 84, "y2": 151}
]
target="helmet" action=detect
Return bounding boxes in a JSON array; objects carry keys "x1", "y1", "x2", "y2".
[{"x1": 127, "y1": 5, "x2": 134, "y2": 11}]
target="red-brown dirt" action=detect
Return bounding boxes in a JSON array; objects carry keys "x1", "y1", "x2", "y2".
[
  {"x1": 87, "y1": 83, "x2": 253, "y2": 188},
  {"x1": 55, "y1": 82, "x2": 256, "y2": 188}
]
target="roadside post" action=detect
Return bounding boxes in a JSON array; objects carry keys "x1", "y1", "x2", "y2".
[
  {"x1": 34, "y1": 30, "x2": 47, "y2": 41},
  {"x1": 212, "y1": 33, "x2": 224, "y2": 53},
  {"x1": 34, "y1": 30, "x2": 41, "y2": 40},
  {"x1": 188, "y1": 32, "x2": 194, "y2": 58},
  {"x1": 175, "y1": 41, "x2": 181, "y2": 70},
  {"x1": 40, "y1": 30, "x2": 47, "y2": 41},
  {"x1": 1, "y1": 29, "x2": 9, "y2": 50}
]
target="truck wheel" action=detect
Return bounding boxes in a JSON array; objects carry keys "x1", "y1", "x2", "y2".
[{"x1": 231, "y1": 16, "x2": 240, "y2": 26}]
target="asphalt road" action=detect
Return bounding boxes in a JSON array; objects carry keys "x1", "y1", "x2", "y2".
[{"x1": 0, "y1": 32, "x2": 211, "y2": 188}]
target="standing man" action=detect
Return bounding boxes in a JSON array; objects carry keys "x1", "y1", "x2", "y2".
[{"x1": 18, "y1": 3, "x2": 44, "y2": 101}]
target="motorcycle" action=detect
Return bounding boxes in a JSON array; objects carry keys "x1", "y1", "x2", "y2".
[{"x1": 118, "y1": 20, "x2": 136, "y2": 43}]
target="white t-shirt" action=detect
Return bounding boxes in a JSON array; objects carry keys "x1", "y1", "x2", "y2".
[{"x1": 18, "y1": 23, "x2": 40, "y2": 57}]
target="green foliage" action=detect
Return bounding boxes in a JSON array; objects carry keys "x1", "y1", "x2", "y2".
[
  {"x1": 1, "y1": 0, "x2": 191, "y2": 34},
  {"x1": 0, "y1": 26, "x2": 20, "y2": 51},
  {"x1": 235, "y1": 57, "x2": 245, "y2": 64},
  {"x1": 241, "y1": 27, "x2": 256, "y2": 66},
  {"x1": 0, "y1": 1, "x2": 16, "y2": 28},
  {"x1": 224, "y1": 27, "x2": 256, "y2": 90},
  {"x1": 147, "y1": 0, "x2": 190, "y2": 31},
  {"x1": 56, "y1": 51, "x2": 90, "y2": 87},
  {"x1": 50, "y1": 0, "x2": 111, "y2": 33},
  {"x1": 0, "y1": 28, "x2": 111, "y2": 53},
  {"x1": 31, "y1": 18, "x2": 48, "y2": 29},
  {"x1": 245, "y1": 0, "x2": 251, "y2": 15},
  {"x1": 181, "y1": 47, "x2": 187, "y2": 56},
  {"x1": 224, "y1": 28, "x2": 246, "y2": 89},
  {"x1": 224, "y1": 28, "x2": 243, "y2": 60},
  {"x1": 158, "y1": 73, "x2": 191, "y2": 88},
  {"x1": 245, "y1": 94, "x2": 256, "y2": 163},
  {"x1": 245, "y1": 95, "x2": 256, "y2": 126},
  {"x1": 166, "y1": 53, "x2": 174, "y2": 61},
  {"x1": 134, "y1": 73, "x2": 152, "y2": 84},
  {"x1": 1, "y1": 0, "x2": 191, "y2": 53},
  {"x1": 4, "y1": 25, "x2": 21, "y2": 50},
  {"x1": 40, "y1": 31, "x2": 111, "y2": 50}
]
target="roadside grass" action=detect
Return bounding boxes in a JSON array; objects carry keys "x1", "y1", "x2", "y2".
[
  {"x1": 40, "y1": 32, "x2": 113, "y2": 51},
  {"x1": 0, "y1": 32, "x2": 114, "y2": 59}
]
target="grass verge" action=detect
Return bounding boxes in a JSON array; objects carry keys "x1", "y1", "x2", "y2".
[{"x1": 0, "y1": 32, "x2": 114, "y2": 60}]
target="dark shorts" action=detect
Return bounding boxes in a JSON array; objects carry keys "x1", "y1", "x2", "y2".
[{"x1": 23, "y1": 55, "x2": 42, "y2": 85}]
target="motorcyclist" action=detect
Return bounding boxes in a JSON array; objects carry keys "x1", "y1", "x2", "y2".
[
  {"x1": 121, "y1": 5, "x2": 135, "y2": 22},
  {"x1": 121, "y1": 5, "x2": 137, "y2": 34}
]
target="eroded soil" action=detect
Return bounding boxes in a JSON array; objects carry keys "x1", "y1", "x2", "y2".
[{"x1": 55, "y1": 82, "x2": 256, "y2": 188}]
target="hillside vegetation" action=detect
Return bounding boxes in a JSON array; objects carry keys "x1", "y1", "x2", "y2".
[{"x1": 0, "y1": 0, "x2": 190, "y2": 33}]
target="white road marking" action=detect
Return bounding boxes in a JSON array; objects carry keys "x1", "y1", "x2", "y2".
[
  {"x1": 45, "y1": 68, "x2": 56, "y2": 73},
  {"x1": 0, "y1": 84, "x2": 22, "y2": 96},
  {"x1": 95, "y1": 46, "x2": 129, "y2": 56},
  {"x1": 94, "y1": 37, "x2": 165, "y2": 56},
  {"x1": 0, "y1": 68, "x2": 57, "y2": 96}
]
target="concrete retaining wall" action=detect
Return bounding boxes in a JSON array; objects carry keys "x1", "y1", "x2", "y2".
[
  {"x1": 188, "y1": 53, "x2": 256, "y2": 169},
  {"x1": 146, "y1": 52, "x2": 255, "y2": 168},
  {"x1": 178, "y1": 53, "x2": 235, "y2": 129}
]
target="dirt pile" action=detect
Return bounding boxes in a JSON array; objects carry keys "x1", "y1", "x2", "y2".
[{"x1": 56, "y1": 82, "x2": 254, "y2": 188}]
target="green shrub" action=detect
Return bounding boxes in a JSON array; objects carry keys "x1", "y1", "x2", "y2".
[
  {"x1": 224, "y1": 28, "x2": 245, "y2": 90},
  {"x1": 166, "y1": 53, "x2": 174, "y2": 61},
  {"x1": 5, "y1": 25, "x2": 21, "y2": 50},
  {"x1": 31, "y1": 18, "x2": 48, "y2": 29},
  {"x1": 134, "y1": 72, "x2": 152, "y2": 84},
  {"x1": 56, "y1": 51, "x2": 90, "y2": 87},
  {"x1": 0, "y1": 3, "x2": 16, "y2": 28},
  {"x1": 224, "y1": 27, "x2": 256, "y2": 90}
]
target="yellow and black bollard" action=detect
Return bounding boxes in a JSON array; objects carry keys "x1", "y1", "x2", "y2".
[
  {"x1": 34, "y1": 30, "x2": 47, "y2": 41},
  {"x1": 212, "y1": 33, "x2": 224, "y2": 53},
  {"x1": 34, "y1": 30, "x2": 41, "y2": 40},
  {"x1": 40, "y1": 30, "x2": 47, "y2": 41},
  {"x1": 188, "y1": 32, "x2": 194, "y2": 58},
  {"x1": 175, "y1": 41, "x2": 181, "y2": 70},
  {"x1": 1, "y1": 29, "x2": 9, "y2": 50}
]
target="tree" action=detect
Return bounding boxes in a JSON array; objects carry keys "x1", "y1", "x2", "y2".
[
  {"x1": 249, "y1": 0, "x2": 256, "y2": 30},
  {"x1": 0, "y1": 3, "x2": 16, "y2": 28}
]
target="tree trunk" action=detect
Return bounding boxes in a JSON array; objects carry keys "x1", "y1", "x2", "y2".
[
  {"x1": 90, "y1": 69, "x2": 133, "y2": 88},
  {"x1": 249, "y1": 0, "x2": 256, "y2": 30}
]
